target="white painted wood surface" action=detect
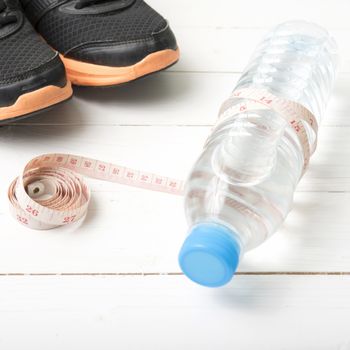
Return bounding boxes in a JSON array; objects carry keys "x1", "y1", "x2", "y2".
[
  {"x1": 1, "y1": 275, "x2": 350, "y2": 350},
  {"x1": 1, "y1": 0, "x2": 350, "y2": 348}
]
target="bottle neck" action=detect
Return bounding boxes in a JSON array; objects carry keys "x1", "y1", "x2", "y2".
[{"x1": 211, "y1": 109, "x2": 287, "y2": 186}]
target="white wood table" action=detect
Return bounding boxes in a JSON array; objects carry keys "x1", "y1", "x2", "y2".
[{"x1": 1, "y1": 1, "x2": 350, "y2": 348}]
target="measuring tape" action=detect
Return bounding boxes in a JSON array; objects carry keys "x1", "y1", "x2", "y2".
[
  {"x1": 8, "y1": 153, "x2": 184, "y2": 230},
  {"x1": 7, "y1": 88, "x2": 318, "y2": 230},
  {"x1": 217, "y1": 88, "x2": 318, "y2": 172}
]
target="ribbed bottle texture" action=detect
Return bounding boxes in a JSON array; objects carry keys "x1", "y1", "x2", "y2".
[{"x1": 179, "y1": 21, "x2": 338, "y2": 287}]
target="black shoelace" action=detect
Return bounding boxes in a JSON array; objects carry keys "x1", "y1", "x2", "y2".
[{"x1": 0, "y1": 0, "x2": 17, "y2": 28}]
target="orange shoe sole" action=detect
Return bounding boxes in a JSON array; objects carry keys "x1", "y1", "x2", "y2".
[
  {"x1": 0, "y1": 82, "x2": 73, "y2": 123},
  {"x1": 61, "y1": 48, "x2": 180, "y2": 87}
]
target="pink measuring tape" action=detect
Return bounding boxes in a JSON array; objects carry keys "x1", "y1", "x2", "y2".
[
  {"x1": 8, "y1": 88, "x2": 318, "y2": 230},
  {"x1": 8, "y1": 153, "x2": 184, "y2": 230},
  {"x1": 218, "y1": 88, "x2": 318, "y2": 171}
]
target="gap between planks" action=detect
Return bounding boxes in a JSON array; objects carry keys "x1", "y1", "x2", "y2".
[{"x1": 1, "y1": 272, "x2": 350, "y2": 277}]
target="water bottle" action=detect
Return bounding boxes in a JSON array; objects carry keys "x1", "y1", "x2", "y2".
[{"x1": 178, "y1": 21, "x2": 338, "y2": 287}]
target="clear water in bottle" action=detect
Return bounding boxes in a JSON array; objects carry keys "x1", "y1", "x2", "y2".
[{"x1": 178, "y1": 21, "x2": 338, "y2": 287}]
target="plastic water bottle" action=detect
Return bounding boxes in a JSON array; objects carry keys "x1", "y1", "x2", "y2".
[{"x1": 178, "y1": 21, "x2": 338, "y2": 287}]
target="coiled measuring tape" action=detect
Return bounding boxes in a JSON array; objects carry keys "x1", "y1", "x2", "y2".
[
  {"x1": 8, "y1": 88, "x2": 318, "y2": 230},
  {"x1": 8, "y1": 153, "x2": 184, "y2": 230}
]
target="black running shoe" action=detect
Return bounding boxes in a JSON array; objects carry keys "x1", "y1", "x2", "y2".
[
  {"x1": 0, "y1": 0, "x2": 72, "y2": 123},
  {"x1": 21, "y1": 0, "x2": 180, "y2": 86}
]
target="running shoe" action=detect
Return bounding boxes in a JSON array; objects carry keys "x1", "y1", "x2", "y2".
[
  {"x1": 0, "y1": 0, "x2": 72, "y2": 123},
  {"x1": 21, "y1": 0, "x2": 180, "y2": 86}
]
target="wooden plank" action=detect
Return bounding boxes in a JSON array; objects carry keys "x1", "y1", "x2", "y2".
[
  {"x1": 1, "y1": 188, "x2": 350, "y2": 273},
  {"x1": 13, "y1": 72, "x2": 349, "y2": 127},
  {"x1": 19, "y1": 72, "x2": 236, "y2": 126},
  {"x1": 0, "y1": 275, "x2": 350, "y2": 350},
  {"x1": 169, "y1": 27, "x2": 349, "y2": 73},
  {"x1": 146, "y1": 1, "x2": 350, "y2": 73},
  {"x1": 148, "y1": 0, "x2": 350, "y2": 30},
  {"x1": 1, "y1": 125, "x2": 350, "y2": 273},
  {"x1": 1, "y1": 124, "x2": 350, "y2": 192}
]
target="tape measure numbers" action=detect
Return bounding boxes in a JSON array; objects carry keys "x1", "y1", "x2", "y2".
[
  {"x1": 218, "y1": 88, "x2": 318, "y2": 171},
  {"x1": 8, "y1": 153, "x2": 184, "y2": 230},
  {"x1": 8, "y1": 89, "x2": 318, "y2": 230}
]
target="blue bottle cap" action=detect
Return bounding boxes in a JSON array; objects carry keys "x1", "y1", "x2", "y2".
[{"x1": 178, "y1": 223, "x2": 241, "y2": 287}]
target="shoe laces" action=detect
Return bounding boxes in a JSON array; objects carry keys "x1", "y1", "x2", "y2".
[{"x1": 0, "y1": 0, "x2": 17, "y2": 28}]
